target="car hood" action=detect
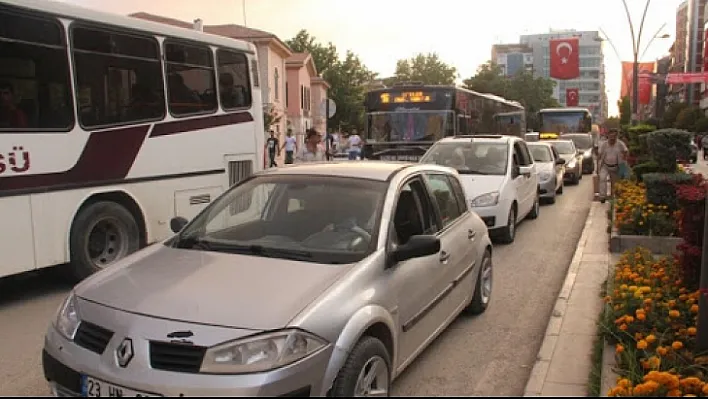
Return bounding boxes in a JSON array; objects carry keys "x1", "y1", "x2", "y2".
[
  {"x1": 458, "y1": 174, "x2": 505, "y2": 197},
  {"x1": 536, "y1": 162, "x2": 554, "y2": 173},
  {"x1": 75, "y1": 245, "x2": 354, "y2": 330}
]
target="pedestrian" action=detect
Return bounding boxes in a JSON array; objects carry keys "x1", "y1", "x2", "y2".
[
  {"x1": 295, "y1": 128, "x2": 326, "y2": 163},
  {"x1": 597, "y1": 129, "x2": 628, "y2": 203},
  {"x1": 281, "y1": 129, "x2": 297, "y2": 164},
  {"x1": 325, "y1": 130, "x2": 335, "y2": 160},
  {"x1": 265, "y1": 130, "x2": 280, "y2": 168},
  {"x1": 346, "y1": 129, "x2": 363, "y2": 160}
]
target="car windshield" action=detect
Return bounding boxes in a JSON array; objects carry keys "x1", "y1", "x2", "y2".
[
  {"x1": 528, "y1": 145, "x2": 553, "y2": 162},
  {"x1": 551, "y1": 141, "x2": 575, "y2": 155},
  {"x1": 171, "y1": 175, "x2": 387, "y2": 264},
  {"x1": 566, "y1": 135, "x2": 593, "y2": 150},
  {"x1": 420, "y1": 141, "x2": 509, "y2": 175}
]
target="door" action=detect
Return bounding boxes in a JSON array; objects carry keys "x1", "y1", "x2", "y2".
[
  {"x1": 513, "y1": 141, "x2": 535, "y2": 215},
  {"x1": 551, "y1": 145, "x2": 564, "y2": 188},
  {"x1": 392, "y1": 176, "x2": 450, "y2": 367}
]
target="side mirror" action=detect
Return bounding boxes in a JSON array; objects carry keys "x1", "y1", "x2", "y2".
[
  {"x1": 390, "y1": 235, "x2": 441, "y2": 264},
  {"x1": 170, "y1": 216, "x2": 189, "y2": 233},
  {"x1": 512, "y1": 165, "x2": 521, "y2": 177},
  {"x1": 556, "y1": 158, "x2": 566, "y2": 165},
  {"x1": 519, "y1": 165, "x2": 533, "y2": 176}
]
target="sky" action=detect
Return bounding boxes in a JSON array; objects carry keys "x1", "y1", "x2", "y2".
[{"x1": 62, "y1": 0, "x2": 684, "y2": 117}]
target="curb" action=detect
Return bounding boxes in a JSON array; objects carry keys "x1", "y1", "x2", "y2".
[{"x1": 523, "y1": 203, "x2": 597, "y2": 396}]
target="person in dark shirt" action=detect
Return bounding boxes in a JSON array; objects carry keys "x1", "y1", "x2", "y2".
[
  {"x1": 265, "y1": 130, "x2": 280, "y2": 168},
  {"x1": 0, "y1": 81, "x2": 28, "y2": 129}
]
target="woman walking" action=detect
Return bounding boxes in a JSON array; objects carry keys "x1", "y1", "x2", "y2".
[{"x1": 295, "y1": 129, "x2": 327, "y2": 163}]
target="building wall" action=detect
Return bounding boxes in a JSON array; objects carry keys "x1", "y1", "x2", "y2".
[
  {"x1": 285, "y1": 66, "x2": 313, "y2": 145},
  {"x1": 520, "y1": 30, "x2": 607, "y2": 123},
  {"x1": 265, "y1": 47, "x2": 287, "y2": 137},
  {"x1": 310, "y1": 83, "x2": 328, "y2": 134}
]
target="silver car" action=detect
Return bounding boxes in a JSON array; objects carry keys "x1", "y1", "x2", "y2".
[
  {"x1": 42, "y1": 162, "x2": 494, "y2": 397},
  {"x1": 527, "y1": 142, "x2": 565, "y2": 203},
  {"x1": 548, "y1": 139, "x2": 583, "y2": 185}
]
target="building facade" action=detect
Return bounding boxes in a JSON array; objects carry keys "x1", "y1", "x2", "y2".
[
  {"x1": 519, "y1": 30, "x2": 608, "y2": 123},
  {"x1": 491, "y1": 44, "x2": 534, "y2": 76}
]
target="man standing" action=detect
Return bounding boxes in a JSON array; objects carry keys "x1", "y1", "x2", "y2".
[
  {"x1": 597, "y1": 129, "x2": 628, "y2": 203},
  {"x1": 265, "y1": 130, "x2": 280, "y2": 168},
  {"x1": 281, "y1": 129, "x2": 297, "y2": 164}
]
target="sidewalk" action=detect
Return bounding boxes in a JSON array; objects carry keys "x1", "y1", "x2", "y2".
[{"x1": 524, "y1": 201, "x2": 611, "y2": 396}]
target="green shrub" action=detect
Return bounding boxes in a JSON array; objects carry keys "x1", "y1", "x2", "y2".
[
  {"x1": 645, "y1": 129, "x2": 692, "y2": 172},
  {"x1": 632, "y1": 161, "x2": 662, "y2": 182},
  {"x1": 642, "y1": 172, "x2": 694, "y2": 210}
]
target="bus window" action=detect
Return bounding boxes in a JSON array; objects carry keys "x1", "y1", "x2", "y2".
[
  {"x1": 72, "y1": 25, "x2": 165, "y2": 128},
  {"x1": 216, "y1": 49, "x2": 251, "y2": 110},
  {"x1": 164, "y1": 41, "x2": 217, "y2": 116},
  {"x1": 368, "y1": 111, "x2": 453, "y2": 142},
  {"x1": 0, "y1": 9, "x2": 73, "y2": 131}
]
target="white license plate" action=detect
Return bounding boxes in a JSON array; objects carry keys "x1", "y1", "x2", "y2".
[{"x1": 82, "y1": 375, "x2": 160, "y2": 397}]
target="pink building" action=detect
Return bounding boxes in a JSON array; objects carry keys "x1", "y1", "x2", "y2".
[{"x1": 286, "y1": 53, "x2": 329, "y2": 145}]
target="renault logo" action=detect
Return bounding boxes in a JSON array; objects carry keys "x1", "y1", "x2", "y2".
[{"x1": 116, "y1": 338, "x2": 134, "y2": 368}]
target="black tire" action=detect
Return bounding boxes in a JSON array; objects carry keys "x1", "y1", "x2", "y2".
[
  {"x1": 527, "y1": 191, "x2": 540, "y2": 219},
  {"x1": 68, "y1": 201, "x2": 140, "y2": 282},
  {"x1": 465, "y1": 249, "x2": 493, "y2": 315},
  {"x1": 498, "y1": 205, "x2": 516, "y2": 244},
  {"x1": 330, "y1": 336, "x2": 391, "y2": 397}
]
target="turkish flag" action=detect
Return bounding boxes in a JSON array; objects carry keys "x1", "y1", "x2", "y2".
[
  {"x1": 638, "y1": 75, "x2": 652, "y2": 105},
  {"x1": 566, "y1": 88, "x2": 579, "y2": 106},
  {"x1": 550, "y1": 38, "x2": 580, "y2": 80}
]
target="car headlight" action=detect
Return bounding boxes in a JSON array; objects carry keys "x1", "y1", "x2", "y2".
[
  {"x1": 55, "y1": 293, "x2": 81, "y2": 340},
  {"x1": 200, "y1": 329, "x2": 328, "y2": 374},
  {"x1": 567, "y1": 158, "x2": 577, "y2": 168},
  {"x1": 471, "y1": 191, "x2": 500, "y2": 207},
  {"x1": 540, "y1": 171, "x2": 552, "y2": 181}
]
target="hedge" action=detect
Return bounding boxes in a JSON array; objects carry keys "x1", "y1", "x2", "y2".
[{"x1": 642, "y1": 172, "x2": 694, "y2": 211}]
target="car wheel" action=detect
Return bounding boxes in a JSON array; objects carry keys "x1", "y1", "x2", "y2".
[
  {"x1": 330, "y1": 336, "x2": 391, "y2": 397},
  {"x1": 527, "y1": 191, "x2": 540, "y2": 219},
  {"x1": 465, "y1": 249, "x2": 493, "y2": 315},
  {"x1": 68, "y1": 201, "x2": 140, "y2": 282},
  {"x1": 498, "y1": 205, "x2": 516, "y2": 244}
]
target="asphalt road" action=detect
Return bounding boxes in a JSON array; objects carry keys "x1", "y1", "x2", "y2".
[{"x1": 0, "y1": 177, "x2": 592, "y2": 397}]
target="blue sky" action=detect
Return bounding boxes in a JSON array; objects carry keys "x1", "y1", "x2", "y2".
[{"x1": 63, "y1": 0, "x2": 683, "y2": 117}]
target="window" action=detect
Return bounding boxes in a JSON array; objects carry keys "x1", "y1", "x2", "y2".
[
  {"x1": 71, "y1": 25, "x2": 164, "y2": 128},
  {"x1": 514, "y1": 141, "x2": 533, "y2": 166},
  {"x1": 392, "y1": 178, "x2": 438, "y2": 245},
  {"x1": 274, "y1": 67, "x2": 279, "y2": 101},
  {"x1": 446, "y1": 174, "x2": 469, "y2": 216},
  {"x1": 165, "y1": 41, "x2": 217, "y2": 116},
  {"x1": 425, "y1": 174, "x2": 463, "y2": 228},
  {"x1": 300, "y1": 85, "x2": 304, "y2": 109},
  {"x1": 285, "y1": 83, "x2": 289, "y2": 107},
  {"x1": 217, "y1": 49, "x2": 251, "y2": 110},
  {"x1": 0, "y1": 9, "x2": 73, "y2": 131}
]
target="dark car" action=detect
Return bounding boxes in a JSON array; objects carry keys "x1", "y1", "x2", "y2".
[{"x1": 562, "y1": 133, "x2": 595, "y2": 174}]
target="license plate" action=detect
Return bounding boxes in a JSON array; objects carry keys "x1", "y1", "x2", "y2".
[
  {"x1": 380, "y1": 155, "x2": 420, "y2": 161},
  {"x1": 82, "y1": 375, "x2": 160, "y2": 397}
]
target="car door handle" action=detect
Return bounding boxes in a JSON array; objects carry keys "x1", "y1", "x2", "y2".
[
  {"x1": 439, "y1": 251, "x2": 450, "y2": 263},
  {"x1": 468, "y1": 229, "x2": 476, "y2": 240}
]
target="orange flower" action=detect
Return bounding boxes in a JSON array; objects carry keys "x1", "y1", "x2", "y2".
[
  {"x1": 616, "y1": 344, "x2": 625, "y2": 354},
  {"x1": 637, "y1": 340, "x2": 649, "y2": 350},
  {"x1": 669, "y1": 310, "x2": 681, "y2": 318},
  {"x1": 657, "y1": 346, "x2": 668, "y2": 356},
  {"x1": 691, "y1": 304, "x2": 699, "y2": 313},
  {"x1": 646, "y1": 334, "x2": 657, "y2": 344},
  {"x1": 688, "y1": 327, "x2": 697, "y2": 336},
  {"x1": 672, "y1": 341, "x2": 684, "y2": 350}
]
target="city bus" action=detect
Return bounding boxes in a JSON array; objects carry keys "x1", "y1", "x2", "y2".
[
  {"x1": 0, "y1": 0, "x2": 265, "y2": 281},
  {"x1": 538, "y1": 107, "x2": 593, "y2": 135},
  {"x1": 362, "y1": 84, "x2": 525, "y2": 161}
]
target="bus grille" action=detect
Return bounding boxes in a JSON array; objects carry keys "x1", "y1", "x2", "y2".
[{"x1": 228, "y1": 160, "x2": 253, "y2": 187}]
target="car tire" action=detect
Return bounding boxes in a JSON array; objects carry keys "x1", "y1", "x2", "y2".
[
  {"x1": 330, "y1": 336, "x2": 391, "y2": 397},
  {"x1": 528, "y1": 191, "x2": 540, "y2": 219},
  {"x1": 67, "y1": 201, "x2": 140, "y2": 282},
  {"x1": 498, "y1": 205, "x2": 516, "y2": 244},
  {"x1": 465, "y1": 249, "x2": 493, "y2": 315}
]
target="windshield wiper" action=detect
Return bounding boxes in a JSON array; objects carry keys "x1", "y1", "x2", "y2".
[
  {"x1": 210, "y1": 243, "x2": 314, "y2": 261},
  {"x1": 459, "y1": 170, "x2": 490, "y2": 175}
]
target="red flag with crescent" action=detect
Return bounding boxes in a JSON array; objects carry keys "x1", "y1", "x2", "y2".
[
  {"x1": 550, "y1": 38, "x2": 580, "y2": 80},
  {"x1": 566, "y1": 88, "x2": 579, "y2": 106}
]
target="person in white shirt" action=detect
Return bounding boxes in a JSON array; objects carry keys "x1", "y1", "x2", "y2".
[
  {"x1": 597, "y1": 129, "x2": 628, "y2": 203},
  {"x1": 281, "y1": 129, "x2": 297, "y2": 164},
  {"x1": 295, "y1": 129, "x2": 326, "y2": 163},
  {"x1": 347, "y1": 130, "x2": 363, "y2": 160}
]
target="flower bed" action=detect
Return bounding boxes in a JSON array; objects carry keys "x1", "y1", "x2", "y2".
[
  {"x1": 604, "y1": 247, "x2": 706, "y2": 397},
  {"x1": 613, "y1": 181, "x2": 678, "y2": 237}
]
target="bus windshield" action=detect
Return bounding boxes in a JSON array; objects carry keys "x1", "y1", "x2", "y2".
[
  {"x1": 368, "y1": 111, "x2": 454, "y2": 142},
  {"x1": 540, "y1": 111, "x2": 592, "y2": 134}
]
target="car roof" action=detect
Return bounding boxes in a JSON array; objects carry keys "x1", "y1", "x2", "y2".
[
  {"x1": 527, "y1": 141, "x2": 553, "y2": 147},
  {"x1": 257, "y1": 161, "x2": 456, "y2": 182}
]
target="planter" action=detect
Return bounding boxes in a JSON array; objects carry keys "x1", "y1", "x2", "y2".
[{"x1": 609, "y1": 202, "x2": 682, "y2": 255}]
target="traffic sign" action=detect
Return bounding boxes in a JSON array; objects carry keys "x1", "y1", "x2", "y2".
[{"x1": 320, "y1": 98, "x2": 336, "y2": 119}]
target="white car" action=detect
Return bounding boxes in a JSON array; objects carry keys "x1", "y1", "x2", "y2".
[{"x1": 420, "y1": 135, "x2": 540, "y2": 244}]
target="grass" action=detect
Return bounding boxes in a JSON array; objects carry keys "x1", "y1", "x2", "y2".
[{"x1": 588, "y1": 278, "x2": 610, "y2": 396}]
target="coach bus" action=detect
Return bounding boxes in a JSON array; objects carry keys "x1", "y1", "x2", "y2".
[
  {"x1": 0, "y1": 0, "x2": 265, "y2": 281},
  {"x1": 362, "y1": 84, "x2": 525, "y2": 161}
]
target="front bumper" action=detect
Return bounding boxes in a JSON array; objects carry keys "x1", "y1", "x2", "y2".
[
  {"x1": 472, "y1": 199, "x2": 512, "y2": 230},
  {"x1": 538, "y1": 178, "x2": 556, "y2": 198},
  {"x1": 581, "y1": 156, "x2": 594, "y2": 173},
  {"x1": 42, "y1": 302, "x2": 332, "y2": 397},
  {"x1": 563, "y1": 166, "x2": 579, "y2": 181}
]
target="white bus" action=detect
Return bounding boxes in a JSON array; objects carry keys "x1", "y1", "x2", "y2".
[{"x1": 0, "y1": 0, "x2": 265, "y2": 281}]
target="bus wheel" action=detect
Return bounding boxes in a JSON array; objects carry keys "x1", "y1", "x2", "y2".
[{"x1": 68, "y1": 201, "x2": 140, "y2": 282}]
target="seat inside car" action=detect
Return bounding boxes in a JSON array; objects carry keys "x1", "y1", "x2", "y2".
[{"x1": 394, "y1": 190, "x2": 423, "y2": 245}]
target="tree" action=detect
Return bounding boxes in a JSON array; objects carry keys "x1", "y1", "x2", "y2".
[
  {"x1": 618, "y1": 96, "x2": 631, "y2": 127},
  {"x1": 285, "y1": 30, "x2": 338, "y2": 75},
  {"x1": 390, "y1": 53, "x2": 457, "y2": 85},
  {"x1": 663, "y1": 102, "x2": 690, "y2": 129},
  {"x1": 463, "y1": 62, "x2": 559, "y2": 130},
  {"x1": 263, "y1": 106, "x2": 282, "y2": 132},
  {"x1": 285, "y1": 30, "x2": 376, "y2": 131},
  {"x1": 675, "y1": 107, "x2": 702, "y2": 131}
]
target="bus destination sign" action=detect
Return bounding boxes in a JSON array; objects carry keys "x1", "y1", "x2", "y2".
[{"x1": 380, "y1": 91, "x2": 433, "y2": 104}]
